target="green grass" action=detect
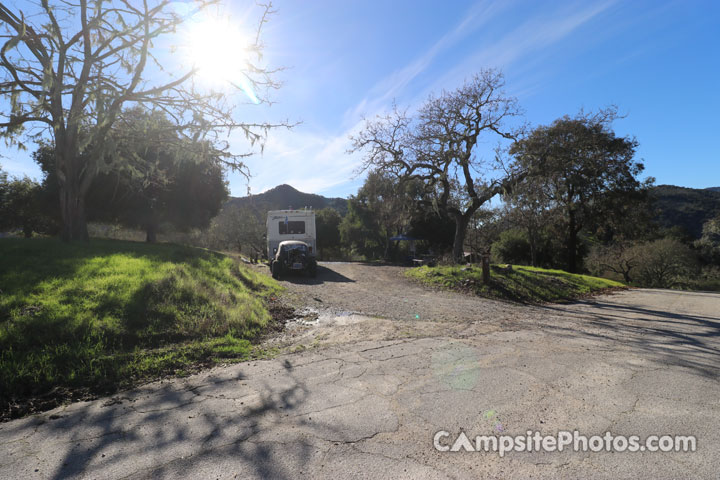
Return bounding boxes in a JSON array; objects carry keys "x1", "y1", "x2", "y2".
[
  {"x1": 406, "y1": 264, "x2": 624, "y2": 303},
  {"x1": 0, "y1": 238, "x2": 282, "y2": 417}
]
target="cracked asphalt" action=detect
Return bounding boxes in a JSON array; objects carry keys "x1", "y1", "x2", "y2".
[{"x1": 1, "y1": 263, "x2": 719, "y2": 479}]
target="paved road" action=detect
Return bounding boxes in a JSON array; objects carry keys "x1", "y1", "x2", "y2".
[{"x1": 1, "y1": 264, "x2": 719, "y2": 479}]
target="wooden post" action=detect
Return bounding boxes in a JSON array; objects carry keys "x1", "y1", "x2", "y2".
[{"x1": 481, "y1": 253, "x2": 490, "y2": 284}]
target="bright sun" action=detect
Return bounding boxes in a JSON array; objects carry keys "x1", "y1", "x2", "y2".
[{"x1": 186, "y1": 15, "x2": 259, "y2": 103}]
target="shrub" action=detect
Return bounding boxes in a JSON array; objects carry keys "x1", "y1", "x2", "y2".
[
  {"x1": 695, "y1": 215, "x2": 720, "y2": 266},
  {"x1": 589, "y1": 238, "x2": 698, "y2": 288},
  {"x1": 634, "y1": 238, "x2": 697, "y2": 288},
  {"x1": 491, "y1": 228, "x2": 531, "y2": 265},
  {"x1": 586, "y1": 242, "x2": 642, "y2": 283}
]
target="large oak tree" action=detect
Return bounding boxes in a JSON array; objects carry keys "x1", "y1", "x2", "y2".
[
  {"x1": 510, "y1": 109, "x2": 645, "y2": 273},
  {"x1": 352, "y1": 70, "x2": 524, "y2": 262},
  {"x1": 0, "y1": 0, "x2": 284, "y2": 241}
]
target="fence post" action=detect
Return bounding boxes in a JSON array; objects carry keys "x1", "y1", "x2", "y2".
[{"x1": 481, "y1": 253, "x2": 490, "y2": 284}]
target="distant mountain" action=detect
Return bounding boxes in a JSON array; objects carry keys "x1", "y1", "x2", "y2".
[
  {"x1": 650, "y1": 185, "x2": 720, "y2": 238},
  {"x1": 225, "y1": 184, "x2": 720, "y2": 238},
  {"x1": 227, "y1": 184, "x2": 348, "y2": 216}
]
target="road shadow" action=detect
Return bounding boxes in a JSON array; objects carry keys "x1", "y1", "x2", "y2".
[
  {"x1": 39, "y1": 359, "x2": 346, "y2": 479},
  {"x1": 275, "y1": 264, "x2": 355, "y2": 285},
  {"x1": 538, "y1": 293, "x2": 720, "y2": 379}
]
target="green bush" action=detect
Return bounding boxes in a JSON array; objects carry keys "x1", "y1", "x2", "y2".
[
  {"x1": 695, "y1": 215, "x2": 720, "y2": 266},
  {"x1": 491, "y1": 228, "x2": 531, "y2": 265},
  {"x1": 634, "y1": 238, "x2": 697, "y2": 288},
  {"x1": 689, "y1": 266, "x2": 720, "y2": 291}
]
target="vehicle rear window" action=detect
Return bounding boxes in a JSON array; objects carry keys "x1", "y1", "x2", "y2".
[{"x1": 279, "y1": 220, "x2": 305, "y2": 234}]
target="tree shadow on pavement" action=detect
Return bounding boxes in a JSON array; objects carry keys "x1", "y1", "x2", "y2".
[
  {"x1": 38, "y1": 359, "x2": 346, "y2": 479},
  {"x1": 538, "y1": 295, "x2": 720, "y2": 379}
]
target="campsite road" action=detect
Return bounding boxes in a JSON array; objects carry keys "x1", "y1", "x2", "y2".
[{"x1": 1, "y1": 263, "x2": 719, "y2": 479}]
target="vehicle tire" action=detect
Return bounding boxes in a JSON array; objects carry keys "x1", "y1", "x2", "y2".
[
  {"x1": 308, "y1": 262, "x2": 317, "y2": 278},
  {"x1": 271, "y1": 261, "x2": 280, "y2": 279}
]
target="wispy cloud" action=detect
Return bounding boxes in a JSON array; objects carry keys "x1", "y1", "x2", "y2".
[
  {"x1": 428, "y1": 0, "x2": 617, "y2": 95},
  {"x1": 237, "y1": 122, "x2": 366, "y2": 196},
  {"x1": 231, "y1": 0, "x2": 617, "y2": 198},
  {"x1": 343, "y1": 0, "x2": 514, "y2": 126},
  {"x1": 235, "y1": 1, "x2": 516, "y2": 197}
]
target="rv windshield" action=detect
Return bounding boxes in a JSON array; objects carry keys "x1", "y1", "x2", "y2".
[
  {"x1": 281, "y1": 243, "x2": 308, "y2": 253},
  {"x1": 279, "y1": 221, "x2": 305, "y2": 234}
]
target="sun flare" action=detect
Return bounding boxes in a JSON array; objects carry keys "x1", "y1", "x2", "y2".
[{"x1": 186, "y1": 15, "x2": 259, "y2": 103}]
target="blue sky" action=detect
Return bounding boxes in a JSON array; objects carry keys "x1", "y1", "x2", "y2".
[{"x1": 2, "y1": 0, "x2": 718, "y2": 198}]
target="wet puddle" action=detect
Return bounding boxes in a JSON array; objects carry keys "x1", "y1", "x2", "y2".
[{"x1": 291, "y1": 307, "x2": 373, "y2": 327}]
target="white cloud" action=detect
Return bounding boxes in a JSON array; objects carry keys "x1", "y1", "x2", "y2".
[{"x1": 229, "y1": 1, "x2": 514, "y2": 197}]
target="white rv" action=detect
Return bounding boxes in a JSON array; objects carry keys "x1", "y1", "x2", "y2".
[{"x1": 266, "y1": 209, "x2": 317, "y2": 259}]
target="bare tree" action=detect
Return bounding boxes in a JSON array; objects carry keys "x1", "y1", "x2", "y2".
[
  {"x1": 0, "y1": 0, "x2": 287, "y2": 241},
  {"x1": 502, "y1": 180, "x2": 557, "y2": 267},
  {"x1": 208, "y1": 204, "x2": 265, "y2": 257},
  {"x1": 351, "y1": 70, "x2": 524, "y2": 262},
  {"x1": 465, "y1": 207, "x2": 507, "y2": 260},
  {"x1": 586, "y1": 241, "x2": 642, "y2": 283}
]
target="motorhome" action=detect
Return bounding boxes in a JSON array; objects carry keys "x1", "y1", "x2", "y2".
[{"x1": 266, "y1": 209, "x2": 316, "y2": 259}]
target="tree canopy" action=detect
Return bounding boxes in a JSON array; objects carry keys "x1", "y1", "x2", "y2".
[
  {"x1": 34, "y1": 108, "x2": 229, "y2": 241},
  {"x1": 510, "y1": 109, "x2": 646, "y2": 272},
  {"x1": 316, "y1": 207, "x2": 342, "y2": 256},
  {"x1": 339, "y1": 171, "x2": 424, "y2": 260},
  {"x1": 352, "y1": 70, "x2": 524, "y2": 262},
  {"x1": 0, "y1": 166, "x2": 54, "y2": 237},
  {"x1": 0, "y1": 1, "x2": 284, "y2": 240}
]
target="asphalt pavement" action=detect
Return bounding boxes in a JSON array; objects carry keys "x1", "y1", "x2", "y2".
[{"x1": 1, "y1": 281, "x2": 719, "y2": 479}]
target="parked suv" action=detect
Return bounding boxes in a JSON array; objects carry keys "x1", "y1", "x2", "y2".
[{"x1": 271, "y1": 240, "x2": 317, "y2": 279}]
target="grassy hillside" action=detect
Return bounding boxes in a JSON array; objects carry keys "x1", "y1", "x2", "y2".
[
  {"x1": 0, "y1": 238, "x2": 282, "y2": 419},
  {"x1": 407, "y1": 264, "x2": 624, "y2": 303}
]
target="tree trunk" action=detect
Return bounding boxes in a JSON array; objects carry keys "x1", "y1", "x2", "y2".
[
  {"x1": 452, "y1": 215, "x2": 470, "y2": 263},
  {"x1": 145, "y1": 223, "x2": 158, "y2": 243},
  {"x1": 481, "y1": 253, "x2": 490, "y2": 284},
  {"x1": 59, "y1": 183, "x2": 89, "y2": 242},
  {"x1": 567, "y1": 211, "x2": 577, "y2": 273},
  {"x1": 57, "y1": 148, "x2": 90, "y2": 242},
  {"x1": 528, "y1": 226, "x2": 538, "y2": 267}
]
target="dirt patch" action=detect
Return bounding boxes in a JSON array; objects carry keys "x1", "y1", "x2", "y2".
[
  {"x1": 261, "y1": 262, "x2": 535, "y2": 323},
  {"x1": 1, "y1": 387, "x2": 97, "y2": 422},
  {"x1": 250, "y1": 262, "x2": 543, "y2": 352},
  {"x1": 265, "y1": 299, "x2": 296, "y2": 333}
]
